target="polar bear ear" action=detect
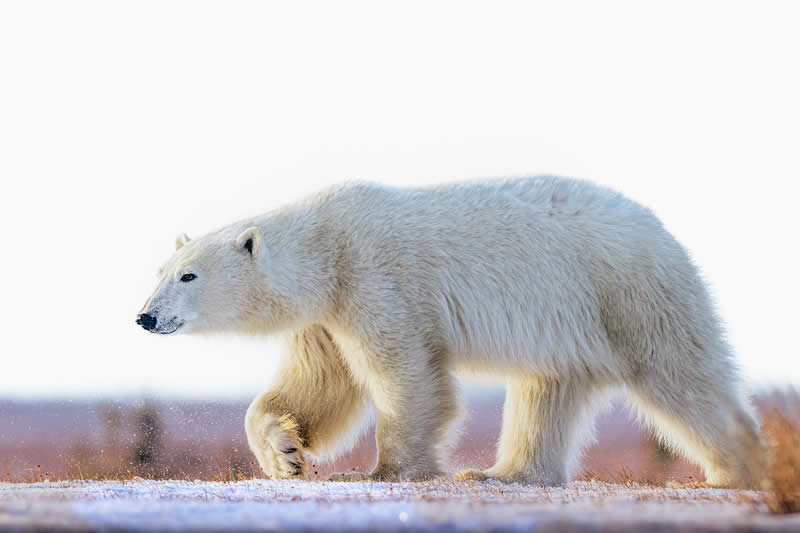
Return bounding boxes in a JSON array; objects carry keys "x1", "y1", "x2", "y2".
[
  {"x1": 175, "y1": 233, "x2": 191, "y2": 250},
  {"x1": 235, "y1": 226, "x2": 263, "y2": 257}
]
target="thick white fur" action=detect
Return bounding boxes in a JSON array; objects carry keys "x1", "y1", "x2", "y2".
[{"x1": 139, "y1": 176, "x2": 762, "y2": 486}]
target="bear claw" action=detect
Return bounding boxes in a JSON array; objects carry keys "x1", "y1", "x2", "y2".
[{"x1": 256, "y1": 413, "x2": 307, "y2": 479}]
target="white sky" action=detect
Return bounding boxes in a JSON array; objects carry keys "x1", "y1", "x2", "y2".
[{"x1": 0, "y1": 1, "x2": 798, "y2": 399}]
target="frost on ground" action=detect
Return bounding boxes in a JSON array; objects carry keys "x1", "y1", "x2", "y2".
[{"x1": 1, "y1": 479, "x2": 799, "y2": 532}]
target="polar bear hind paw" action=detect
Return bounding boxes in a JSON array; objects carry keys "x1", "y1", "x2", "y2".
[{"x1": 454, "y1": 469, "x2": 489, "y2": 482}]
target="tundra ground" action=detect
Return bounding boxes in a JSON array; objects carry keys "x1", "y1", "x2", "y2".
[{"x1": 2, "y1": 479, "x2": 799, "y2": 533}]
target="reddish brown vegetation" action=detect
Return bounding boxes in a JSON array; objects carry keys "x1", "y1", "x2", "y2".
[
  {"x1": 761, "y1": 392, "x2": 800, "y2": 513},
  {"x1": 0, "y1": 392, "x2": 698, "y2": 484}
]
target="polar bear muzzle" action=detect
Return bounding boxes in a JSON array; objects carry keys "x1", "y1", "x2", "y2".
[{"x1": 136, "y1": 312, "x2": 183, "y2": 334}]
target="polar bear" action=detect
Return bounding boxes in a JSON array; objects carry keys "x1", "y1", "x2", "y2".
[{"x1": 137, "y1": 176, "x2": 762, "y2": 487}]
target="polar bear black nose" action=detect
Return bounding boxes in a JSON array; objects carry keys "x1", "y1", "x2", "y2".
[{"x1": 136, "y1": 313, "x2": 157, "y2": 331}]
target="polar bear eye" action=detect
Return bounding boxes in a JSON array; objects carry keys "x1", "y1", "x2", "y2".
[{"x1": 180, "y1": 273, "x2": 197, "y2": 283}]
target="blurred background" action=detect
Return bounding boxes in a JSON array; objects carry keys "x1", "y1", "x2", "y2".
[{"x1": 0, "y1": 1, "x2": 798, "y2": 483}]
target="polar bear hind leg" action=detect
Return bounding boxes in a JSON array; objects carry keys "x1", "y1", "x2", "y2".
[
  {"x1": 627, "y1": 358, "x2": 763, "y2": 488},
  {"x1": 458, "y1": 376, "x2": 600, "y2": 486}
]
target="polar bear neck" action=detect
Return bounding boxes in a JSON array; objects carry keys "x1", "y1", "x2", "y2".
[{"x1": 239, "y1": 202, "x2": 340, "y2": 333}]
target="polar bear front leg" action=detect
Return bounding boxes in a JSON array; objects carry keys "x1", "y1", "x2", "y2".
[
  {"x1": 346, "y1": 342, "x2": 461, "y2": 482},
  {"x1": 245, "y1": 325, "x2": 367, "y2": 480}
]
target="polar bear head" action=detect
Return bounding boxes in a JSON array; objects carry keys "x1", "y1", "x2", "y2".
[{"x1": 136, "y1": 226, "x2": 269, "y2": 335}]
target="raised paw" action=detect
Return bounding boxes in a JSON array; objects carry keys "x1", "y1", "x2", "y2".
[{"x1": 248, "y1": 413, "x2": 307, "y2": 479}]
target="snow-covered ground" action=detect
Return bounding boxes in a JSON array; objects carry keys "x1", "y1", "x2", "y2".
[{"x1": 1, "y1": 479, "x2": 798, "y2": 532}]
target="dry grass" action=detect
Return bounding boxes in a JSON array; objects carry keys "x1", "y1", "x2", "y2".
[
  {"x1": 579, "y1": 466, "x2": 663, "y2": 487},
  {"x1": 0, "y1": 444, "x2": 261, "y2": 484}
]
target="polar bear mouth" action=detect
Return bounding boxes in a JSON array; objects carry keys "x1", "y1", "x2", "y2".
[{"x1": 157, "y1": 321, "x2": 184, "y2": 335}]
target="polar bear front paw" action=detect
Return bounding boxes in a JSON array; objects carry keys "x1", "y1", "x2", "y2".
[{"x1": 249, "y1": 413, "x2": 307, "y2": 479}]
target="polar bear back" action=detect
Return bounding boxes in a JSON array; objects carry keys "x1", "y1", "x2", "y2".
[{"x1": 314, "y1": 177, "x2": 721, "y2": 381}]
